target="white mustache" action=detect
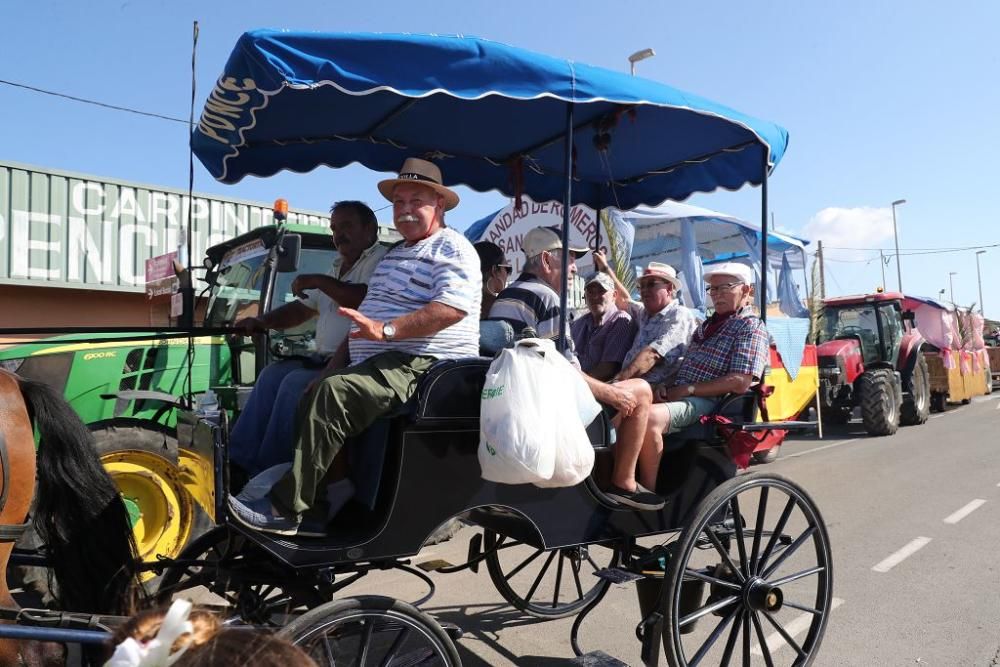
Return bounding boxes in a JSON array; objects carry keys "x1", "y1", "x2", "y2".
[{"x1": 396, "y1": 214, "x2": 418, "y2": 224}]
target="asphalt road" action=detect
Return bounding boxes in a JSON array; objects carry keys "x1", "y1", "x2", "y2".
[{"x1": 336, "y1": 393, "x2": 1000, "y2": 666}]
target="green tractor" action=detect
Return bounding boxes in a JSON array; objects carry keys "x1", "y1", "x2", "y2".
[{"x1": 2, "y1": 221, "x2": 346, "y2": 569}]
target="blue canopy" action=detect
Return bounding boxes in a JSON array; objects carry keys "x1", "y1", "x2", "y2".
[{"x1": 192, "y1": 31, "x2": 789, "y2": 209}]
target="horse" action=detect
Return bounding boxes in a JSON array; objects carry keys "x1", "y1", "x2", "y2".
[{"x1": 0, "y1": 369, "x2": 141, "y2": 665}]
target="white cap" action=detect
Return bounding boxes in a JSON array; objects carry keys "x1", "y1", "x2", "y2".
[
  {"x1": 703, "y1": 262, "x2": 755, "y2": 285},
  {"x1": 521, "y1": 226, "x2": 590, "y2": 259}
]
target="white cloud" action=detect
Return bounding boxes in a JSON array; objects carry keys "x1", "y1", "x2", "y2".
[{"x1": 802, "y1": 206, "x2": 895, "y2": 260}]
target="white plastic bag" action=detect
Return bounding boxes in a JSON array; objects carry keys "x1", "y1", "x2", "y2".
[{"x1": 478, "y1": 338, "x2": 601, "y2": 488}]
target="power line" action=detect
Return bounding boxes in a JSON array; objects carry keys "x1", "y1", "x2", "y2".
[
  {"x1": 0, "y1": 78, "x2": 189, "y2": 124},
  {"x1": 822, "y1": 242, "x2": 1000, "y2": 253}
]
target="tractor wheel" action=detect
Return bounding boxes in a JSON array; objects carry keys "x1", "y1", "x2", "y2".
[
  {"x1": 930, "y1": 391, "x2": 946, "y2": 413},
  {"x1": 900, "y1": 354, "x2": 931, "y2": 426},
  {"x1": 94, "y1": 426, "x2": 211, "y2": 581},
  {"x1": 858, "y1": 369, "x2": 901, "y2": 436}
]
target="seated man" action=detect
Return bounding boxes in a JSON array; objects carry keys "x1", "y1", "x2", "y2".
[
  {"x1": 229, "y1": 201, "x2": 387, "y2": 477},
  {"x1": 643, "y1": 263, "x2": 770, "y2": 483},
  {"x1": 592, "y1": 252, "x2": 698, "y2": 389},
  {"x1": 228, "y1": 157, "x2": 481, "y2": 536},
  {"x1": 571, "y1": 272, "x2": 637, "y2": 381},
  {"x1": 489, "y1": 227, "x2": 661, "y2": 511}
]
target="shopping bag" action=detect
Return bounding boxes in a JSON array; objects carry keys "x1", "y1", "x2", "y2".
[
  {"x1": 479, "y1": 339, "x2": 559, "y2": 484},
  {"x1": 533, "y1": 350, "x2": 600, "y2": 488}
]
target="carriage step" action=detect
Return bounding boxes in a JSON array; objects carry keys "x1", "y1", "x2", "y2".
[
  {"x1": 568, "y1": 650, "x2": 629, "y2": 666},
  {"x1": 416, "y1": 558, "x2": 455, "y2": 572},
  {"x1": 593, "y1": 567, "x2": 645, "y2": 585}
]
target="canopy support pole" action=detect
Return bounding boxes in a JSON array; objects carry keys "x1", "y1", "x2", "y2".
[
  {"x1": 760, "y1": 150, "x2": 769, "y2": 324},
  {"x1": 558, "y1": 103, "x2": 575, "y2": 354}
]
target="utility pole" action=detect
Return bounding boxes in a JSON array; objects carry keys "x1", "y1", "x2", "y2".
[
  {"x1": 817, "y1": 240, "x2": 826, "y2": 298},
  {"x1": 879, "y1": 250, "x2": 886, "y2": 290},
  {"x1": 976, "y1": 250, "x2": 986, "y2": 314}
]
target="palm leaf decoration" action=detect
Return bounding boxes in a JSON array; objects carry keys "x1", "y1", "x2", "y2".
[
  {"x1": 600, "y1": 209, "x2": 636, "y2": 295},
  {"x1": 955, "y1": 302, "x2": 977, "y2": 347}
]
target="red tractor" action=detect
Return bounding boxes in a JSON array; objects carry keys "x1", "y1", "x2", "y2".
[{"x1": 816, "y1": 291, "x2": 930, "y2": 435}]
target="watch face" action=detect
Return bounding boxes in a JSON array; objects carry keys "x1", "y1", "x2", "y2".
[{"x1": 383, "y1": 323, "x2": 395, "y2": 339}]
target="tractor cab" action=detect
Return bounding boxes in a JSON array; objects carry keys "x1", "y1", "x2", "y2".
[{"x1": 818, "y1": 292, "x2": 907, "y2": 368}]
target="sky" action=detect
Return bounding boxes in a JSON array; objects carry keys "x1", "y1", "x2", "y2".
[{"x1": 2, "y1": 0, "x2": 998, "y2": 316}]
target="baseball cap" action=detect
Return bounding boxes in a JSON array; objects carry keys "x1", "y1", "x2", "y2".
[
  {"x1": 521, "y1": 226, "x2": 589, "y2": 259},
  {"x1": 584, "y1": 272, "x2": 615, "y2": 292}
]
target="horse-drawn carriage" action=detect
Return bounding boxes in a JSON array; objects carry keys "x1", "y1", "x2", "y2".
[{"x1": 1, "y1": 31, "x2": 833, "y2": 666}]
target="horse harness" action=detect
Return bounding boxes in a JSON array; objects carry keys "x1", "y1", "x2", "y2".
[{"x1": 0, "y1": 433, "x2": 31, "y2": 542}]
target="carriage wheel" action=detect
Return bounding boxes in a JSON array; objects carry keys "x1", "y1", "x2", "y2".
[
  {"x1": 484, "y1": 530, "x2": 619, "y2": 619},
  {"x1": 279, "y1": 595, "x2": 461, "y2": 666},
  {"x1": 662, "y1": 472, "x2": 833, "y2": 666},
  {"x1": 156, "y1": 526, "x2": 329, "y2": 625}
]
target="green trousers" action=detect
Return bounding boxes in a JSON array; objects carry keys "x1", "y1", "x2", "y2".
[{"x1": 271, "y1": 351, "x2": 436, "y2": 518}]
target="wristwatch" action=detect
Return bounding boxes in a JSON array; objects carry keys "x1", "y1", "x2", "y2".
[
  {"x1": 686, "y1": 384, "x2": 696, "y2": 396},
  {"x1": 382, "y1": 321, "x2": 397, "y2": 341}
]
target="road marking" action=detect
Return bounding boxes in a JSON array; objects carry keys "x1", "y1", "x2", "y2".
[
  {"x1": 751, "y1": 598, "x2": 844, "y2": 656},
  {"x1": 780, "y1": 438, "x2": 860, "y2": 460},
  {"x1": 929, "y1": 414, "x2": 946, "y2": 419},
  {"x1": 872, "y1": 537, "x2": 932, "y2": 573},
  {"x1": 996, "y1": 401, "x2": 1000, "y2": 410},
  {"x1": 943, "y1": 499, "x2": 986, "y2": 524}
]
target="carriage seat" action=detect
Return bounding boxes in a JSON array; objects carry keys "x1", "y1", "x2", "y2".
[{"x1": 413, "y1": 357, "x2": 491, "y2": 422}]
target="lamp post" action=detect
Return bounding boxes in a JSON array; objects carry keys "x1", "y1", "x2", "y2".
[
  {"x1": 949, "y1": 271, "x2": 957, "y2": 304},
  {"x1": 890, "y1": 199, "x2": 906, "y2": 291},
  {"x1": 975, "y1": 250, "x2": 986, "y2": 314},
  {"x1": 938, "y1": 288, "x2": 946, "y2": 300},
  {"x1": 628, "y1": 48, "x2": 656, "y2": 76}
]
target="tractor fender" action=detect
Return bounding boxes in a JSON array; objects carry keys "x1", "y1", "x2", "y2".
[
  {"x1": 87, "y1": 417, "x2": 179, "y2": 463},
  {"x1": 897, "y1": 333, "x2": 926, "y2": 387}
]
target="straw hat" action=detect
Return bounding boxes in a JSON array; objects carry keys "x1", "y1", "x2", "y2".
[
  {"x1": 377, "y1": 157, "x2": 460, "y2": 211},
  {"x1": 637, "y1": 261, "x2": 682, "y2": 290}
]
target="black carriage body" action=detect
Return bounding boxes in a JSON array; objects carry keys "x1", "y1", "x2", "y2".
[{"x1": 233, "y1": 359, "x2": 736, "y2": 569}]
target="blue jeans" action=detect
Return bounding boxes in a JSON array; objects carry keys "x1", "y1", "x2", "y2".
[{"x1": 229, "y1": 360, "x2": 323, "y2": 475}]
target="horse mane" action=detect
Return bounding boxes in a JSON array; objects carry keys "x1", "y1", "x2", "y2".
[{"x1": 19, "y1": 377, "x2": 144, "y2": 615}]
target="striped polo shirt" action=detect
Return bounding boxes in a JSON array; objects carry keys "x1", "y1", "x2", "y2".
[
  {"x1": 488, "y1": 273, "x2": 576, "y2": 358},
  {"x1": 349, "y1": 227, "x2": 481, "y2": 365}
]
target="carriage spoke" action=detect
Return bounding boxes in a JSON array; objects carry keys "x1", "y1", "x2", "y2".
[
  {"x1": 719, "y1": 604, "x2": 743, "y2": 665},
  {"x1": 742, "y1": 608, "x2": 751, "y2": 667},
  {"x1": 356, "y1": 619, "x2": 374, "y2": 667},
  {"x1": 379, "y1": 627, "x2": 411, "y2": 667},
  {"x1": 756, "y1": 496, "x2": 796, "y2": 574},
  {"x1": 524, "y1": 551, "x2": 557, "y2": 604},
  {"x1": 571, "y1": 559, "x2": 585, "y2": 600},
  {"x1": 680, "y1": 595, "x2": 739, "y2": 628},
  {"x1": 750, "y1": 611, "x2": 776, "y2": 667},
  {"x1": 504, "y1": 548, "x2": 543, "y2": 581},
  {"x1": 551, "y1": 553, "x2": 565, "y2": 608},
  {"x1": 686, "y1": 602, "x2": 741, "y2": 667},
  {"x1": 730, "y1": 496, "x2": 750, "y2": 577},
  {"x1": 761, "y1": 526, "x2": 818, "y2": 580},
  {"x1": 749, "y1": 487, "x2": 769, "y2": 574},
  {"x1": 682, "y1": 567, "x2": 741, "y2": 591},
  {"x1": 322, "y1": 635, "x2": 337, "y2": 663},
  {"x1": 769, "y1": 565, "x2": 825, "y2": 587},
  {"x1": 762, "y1": 609, "x2": 806, "y2": 658},
  {"x1": 782, "y1": 599, "x2": 824, "y2": 616},
  {"x1": 704, "y1": 526, "x2": 747, "y2": 584}
]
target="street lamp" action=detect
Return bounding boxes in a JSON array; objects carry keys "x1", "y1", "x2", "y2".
[
  {"x1": 628, "y1": 48, "x2": 656, "y2": 76},
  {"x1": 938, "y1": 288, "x2": 946, "y2": 300},
  {"x1": 890, "y1": 199, "x2": 906, "y2": 292},
  {"x1": 949, "y1": 271, "x2": 957, "y2": 304},
  {"x1": 975, "y1": 250, "x2": 986, "y2": 314}
]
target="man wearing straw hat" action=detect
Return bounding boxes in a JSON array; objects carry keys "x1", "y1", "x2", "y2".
[{"x1": 229, "y1": 157, "x2": 481, "y2": 536}]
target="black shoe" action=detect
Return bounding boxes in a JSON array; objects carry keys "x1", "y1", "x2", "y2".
[{"x1": 605, "y1": 483, "x2": 666, "y2": 511}]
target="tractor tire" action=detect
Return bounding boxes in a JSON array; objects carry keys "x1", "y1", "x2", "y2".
[
  {"x1": 858, "y1": 369, "x2": 901, "y2": 436},
  {"x1": 901, "y1": 354, "x2": 931, "y2": 426},
  {"x1": 930, "y1": 391, "x2": 946, "y2": 413},
  {"x1": 93, "y1": 426, "x2": 211, "y2": 581}
]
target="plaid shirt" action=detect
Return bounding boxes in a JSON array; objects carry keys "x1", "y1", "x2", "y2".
[
  {"x1": 571, "y1": 306, "x2": 636, "y2": 373},
  {"x1": 674, "y1": 306, "x2": 769, "y2": 386}
]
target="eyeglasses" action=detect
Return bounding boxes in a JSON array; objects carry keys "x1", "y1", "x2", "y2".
[{"x1": 705, "y1": 282, "x2": 744, "y2": 294}]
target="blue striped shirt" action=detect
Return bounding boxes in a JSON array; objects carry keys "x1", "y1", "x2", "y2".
[{"x1": 350, "y1": 228, "x2": 481, "y2": 364}]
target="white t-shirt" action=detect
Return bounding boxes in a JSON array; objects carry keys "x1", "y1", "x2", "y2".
[
  {"x1": 298, "y1": 241, "x2": 388, "y2": 352},
  {"x1": 350, "y1": 227, "x2": 482, "y2": 365}
]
